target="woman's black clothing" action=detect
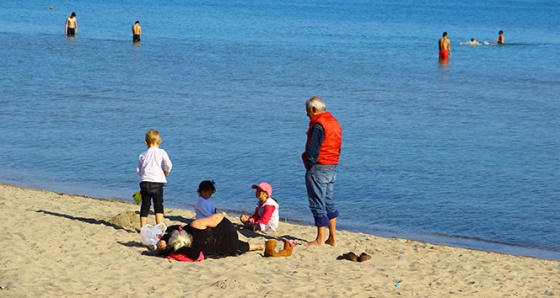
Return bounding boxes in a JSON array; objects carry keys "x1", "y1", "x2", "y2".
[{"x1": 162, "y1": 218, "x2": 249, "y2": 259}]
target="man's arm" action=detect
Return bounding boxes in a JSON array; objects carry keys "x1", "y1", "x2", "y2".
[{"x1": 304, "y1": 123, "x2": 325, "y2": 169}]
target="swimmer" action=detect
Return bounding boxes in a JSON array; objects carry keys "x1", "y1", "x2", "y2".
[
  {"x1": 438, "y1": 32, "x2": 451, "y2": 61},
  {"x1": 65, "y1": 12, "x2": 78, "y2": 36},
  {"x1": 469, "y1": 38, "x2": 480, "y2": 46},
  {"x1": 132, "y1": 21, "x2": 142, "y2": 43},
  {"x1": 495, "y1": 30, "x2": 504, "y2": 44}
]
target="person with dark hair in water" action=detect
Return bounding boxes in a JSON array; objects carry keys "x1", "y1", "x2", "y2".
[
  {"x1": 495, "y1": 30, "x2": 505, "y2": 44},
  {"x1": 132, "y1": 21, "x2": 142, "y2": 43},
  {"x1": 65, "y1": 12, "x2": 78, "y2": 36},
  {"x1": 439, "y1": 31, "x2": 451, "y2": 60}
]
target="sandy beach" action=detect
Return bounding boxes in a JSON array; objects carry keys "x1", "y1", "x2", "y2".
[{"x1": 0, "y1": 183, "x2": 558, "y2": 297}]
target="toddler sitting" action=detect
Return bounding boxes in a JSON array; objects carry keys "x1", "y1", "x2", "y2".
[{"x1": 240, "y1": 182, "x2": 279, "y2": 233}]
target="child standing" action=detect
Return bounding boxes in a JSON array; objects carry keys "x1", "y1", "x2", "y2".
[
  {"x1": 195, "y1": 180, "x2": 219, "y2": 219},
  {"x1": 136, "y1": 129, "x2": 173, "y2": 228},
  {"x1": 240, "y1": 182, "x2": 279, "y2": 233}
]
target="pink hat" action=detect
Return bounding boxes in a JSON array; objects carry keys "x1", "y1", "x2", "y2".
[{"x1": 251, "y1": 182, "x2": 272, "y2": 198}]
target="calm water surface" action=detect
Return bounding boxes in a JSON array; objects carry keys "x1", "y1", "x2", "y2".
[{"x1": 1, "y1": 0, "x2": 559, "y2": 259}]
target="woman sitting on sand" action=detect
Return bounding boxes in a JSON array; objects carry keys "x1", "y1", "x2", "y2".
[{"x1": 156, "y1": 211, "x2": 264, "y2": 260}]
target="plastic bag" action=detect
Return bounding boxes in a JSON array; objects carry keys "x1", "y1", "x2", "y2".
[{"x1": 140, "y1": 223, "x2": 167, "y2": 246}]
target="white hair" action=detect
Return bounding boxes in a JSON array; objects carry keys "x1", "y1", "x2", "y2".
[
  {"x1": 168, "y1": 229, "x2": 193, "y2": 251},
  {"x1": 306, "y1": 96, "x2": 326, "y2": 112}
]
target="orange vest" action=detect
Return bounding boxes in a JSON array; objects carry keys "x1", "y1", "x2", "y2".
[{"x1": 306, "y1": 112, "x2": 342, "y2": 165}]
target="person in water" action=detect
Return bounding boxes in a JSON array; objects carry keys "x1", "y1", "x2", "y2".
[
  {"x1": 65, "y1": 12, "x2": 78, "y2": 36},
  {"x1": 132, "y1": 21, "x2": 142, "y2": 43},
  {"x1": 439, "y1": 32, "x2": 451, "y2": 61},
  {"x1": 495, "y1": 30, "x2": 505, "y2": 44}
]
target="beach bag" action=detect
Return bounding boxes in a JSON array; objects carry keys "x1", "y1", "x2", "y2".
[{"x1": 140, "y1": 223, "x2": 167, "y2": 246}]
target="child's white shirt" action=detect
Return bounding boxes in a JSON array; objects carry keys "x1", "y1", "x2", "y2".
[
  {"x1": 257, "y1": 198, "x2": 279, "y2": 233},
  {"x1": 136, "y1": 147, "x2": 172, "y2": 183}
]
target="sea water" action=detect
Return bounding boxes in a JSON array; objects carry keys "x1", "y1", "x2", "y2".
[{"x1": 1, "y1": 0, "x2": 559, "y2": 259}]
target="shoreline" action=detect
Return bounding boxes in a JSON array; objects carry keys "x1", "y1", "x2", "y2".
[
  {"x1": 3, "y1": 182, "x2": 560, "y2": 261},
  {"x1": 6, "y1": 179, "x2": 560, "y2": 262},
  {"x1": 1, "y1": 183, "x2": 559, "y2": 296}
]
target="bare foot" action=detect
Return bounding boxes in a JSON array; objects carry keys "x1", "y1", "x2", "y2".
[
  {"x1": 325, "y1": 237, "x2": 337, "y2": 247},
  {"x1": 249, "y1": 242, "x2": 265, "y2": 251},
  {"x1": 304, "y1": 239, "x2": 325, "y2": 247}
]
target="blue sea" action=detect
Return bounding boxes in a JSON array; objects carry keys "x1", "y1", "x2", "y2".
[{"x1": 1, "y1": 0, "x2": 559, "y2": 260}]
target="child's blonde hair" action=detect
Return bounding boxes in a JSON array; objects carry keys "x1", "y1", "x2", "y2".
[{"x1": 145, "y1": 129, "x2": 161, "y2": 146}]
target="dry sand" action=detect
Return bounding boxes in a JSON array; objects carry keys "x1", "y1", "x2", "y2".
[{"x1": 1, "y1": 184, "x2": 558, "y2": 297}]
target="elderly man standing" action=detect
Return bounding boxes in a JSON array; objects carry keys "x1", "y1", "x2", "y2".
[{"x1": 302, "y1": 96, "x2": 342, "y2": 247}]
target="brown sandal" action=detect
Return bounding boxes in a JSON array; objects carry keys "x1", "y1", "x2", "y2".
[
  {"x1": 342, "y1": 252, "x2": 359, "y2": 262},
  {"x1": 358, "y1": 252, "x2": 372, "y2": 262}
]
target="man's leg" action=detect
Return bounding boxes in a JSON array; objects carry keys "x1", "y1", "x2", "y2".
[
  {"x1": 325, "y1": 217, "x2": 337, "y2": 247},
  {"x1": 305, "y1": 167, "x2": 329, "y2": 247},
  {"x1": 306, "y1": 226, "x2": 327, "y2": 247},
  {"x1": 323, "y1": 165, "x2": 338, "y2": 246}
]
